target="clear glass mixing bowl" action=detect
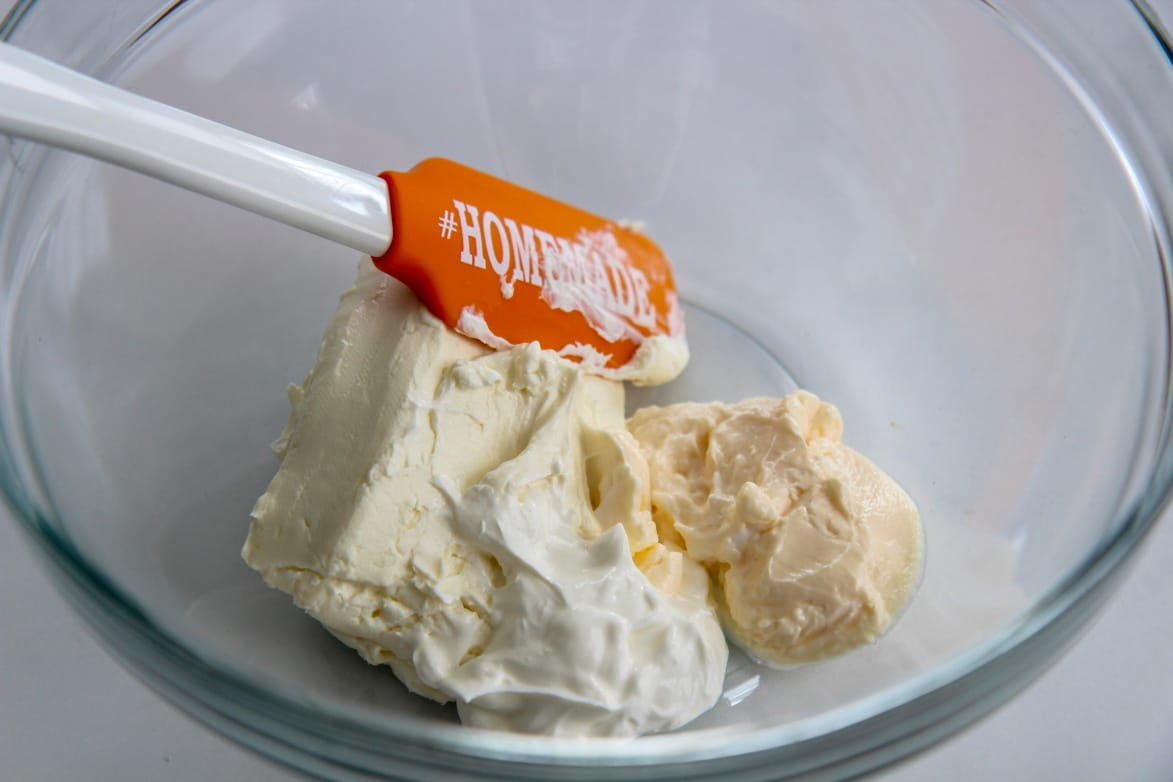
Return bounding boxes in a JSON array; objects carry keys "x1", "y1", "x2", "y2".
[{"x1": 3, "y1": 1, "x2": 1172, "y2": 779}]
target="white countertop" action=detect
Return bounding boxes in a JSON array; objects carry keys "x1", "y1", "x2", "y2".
[{"x1": 3, "y1": 499, "x2": 1172, "y2": 781}]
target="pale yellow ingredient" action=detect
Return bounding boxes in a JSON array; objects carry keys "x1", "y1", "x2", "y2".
[{"x1": 628, "y1": 392, "x2": 923, "y2": 666}]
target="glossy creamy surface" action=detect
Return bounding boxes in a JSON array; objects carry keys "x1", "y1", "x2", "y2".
[
  {"x1": 245, "y1": 262, "x2": 922, "y2": 735},
  {"x1": 243, "y1": 263, "x2": 726, "y2": 736},
  {"x1": 629, "y1": 394, "x2": 923, "y2": 666}
]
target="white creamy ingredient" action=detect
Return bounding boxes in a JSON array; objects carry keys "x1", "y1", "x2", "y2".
[
  {"x1": 455, "y1": 305, "x2": 689, "y2": 387},
  {"x1": 243, "y1": 263, "x2": 726, "y2": 737},
  {"x1": 628, "y1": 393, "x2": 923, "y2": 666},
  {"x1": 532, "y1": 227, "x2": 656, "y2": 345}
]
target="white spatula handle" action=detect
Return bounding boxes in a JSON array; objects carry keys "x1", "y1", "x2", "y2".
[{"x1": 0, "y1": 42, "x2": 392, "y2": 256}]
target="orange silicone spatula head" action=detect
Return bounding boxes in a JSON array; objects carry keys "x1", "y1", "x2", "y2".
[{"x1": 371, "y1": 159, "x2": 682, "y2": 374}]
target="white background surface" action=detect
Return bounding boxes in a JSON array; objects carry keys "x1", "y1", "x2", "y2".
[
  {"x1": 3, "y1": 2, "x2": 1173, "y2": 780},
  {"x1": 4, "y1": 508, "x2": 1172, "y2": 781}
]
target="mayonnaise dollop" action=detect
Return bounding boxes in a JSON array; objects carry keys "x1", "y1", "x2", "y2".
[{"x1": 628, "y1": 394, "x2": 923, "y2": 666}]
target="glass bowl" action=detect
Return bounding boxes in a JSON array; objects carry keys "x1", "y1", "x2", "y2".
[{"x1": 3, "y1": 1, "x2": 1172, "y2": 779}]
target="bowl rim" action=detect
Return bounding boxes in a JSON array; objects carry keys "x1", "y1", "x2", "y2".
[{"x1": 3, "y1": 0, "x2": 1173, "y2": 777}]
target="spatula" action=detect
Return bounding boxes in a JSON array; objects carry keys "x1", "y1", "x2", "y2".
[{"x1": 0, "y1": 42, "x2": 681, "y2": 374}]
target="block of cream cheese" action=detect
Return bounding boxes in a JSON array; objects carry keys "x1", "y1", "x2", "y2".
[
  {"x1": 243, "y1": 263, "x2": 726, "y2": 737},
  {"x1": 628, "y1": 393, "x2": 923, "y2": 666}
]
